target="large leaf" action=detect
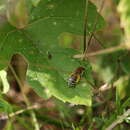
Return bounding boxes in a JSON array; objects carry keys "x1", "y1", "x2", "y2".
[
  {"x1": 27, "y1": 0, "x2": 106, "y2": 49},
  {"x1": 0, "y1": 30, "x2": 93, "y2": 105},
  {"x1": 0, "y1": 0, "x2": 106, "y2": 105},
  {"x1": 28, "y1": 65, "x2": 93, "y2": 106}
]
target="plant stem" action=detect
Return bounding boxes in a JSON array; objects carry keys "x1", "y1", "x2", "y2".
[
  {"x1": 83, "y1": 0, "x2": 89, "y2": 53},
  {"x1": 106, "y1": 109, "x2": 130, "y2": 130},
  {"x1": 8, "y1": 64, "x2": 40, "y2": 130},
  {"x1": 83, "y1": 0, "x2": 105, "y2": 58}
]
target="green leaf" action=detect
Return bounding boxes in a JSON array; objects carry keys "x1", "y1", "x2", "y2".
[
  {"x1": 0, "y1": 99, "x2": 13, "y2": 113},
  {"x1": 125, "y1": 117, "x2": 130, "y2": 124},
  {"x1": 0, "y1": 30, "x2": 93, "y2": 105},
  {"x1": 121, "y1": 97, "x2": 130, "y2": 109},
  {"x1": 27, "y1": 49, "x2": 93, "y2": 106},
  {"x1": 120, "y1": 53, "x2": 130, "y2": 74},
  {"x1": 114, "y1": 76, "x2": 130, "y2": 99},
  {"x1": 31, "y1": 0, "x2": 41, "y2": 7},
  {"x1": 0, "y1": 0, "x2": 6, "y2": 12},
  {"x1": 0, "y1": 70, "x2": 10, "y2": 94}
]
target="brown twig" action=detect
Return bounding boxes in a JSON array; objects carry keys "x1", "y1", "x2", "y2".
[
  {"x1": 74, "y1": 44, "x2": 126, "y2": 58},
  {"x1": 0, "y1": 104, "x2": 42, "y2": 120},
  {"x1": 83, "y1": 0, "x2": 105, "y2": 59}
]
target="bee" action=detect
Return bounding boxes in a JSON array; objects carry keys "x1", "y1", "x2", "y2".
[{"x1": 68, "y1": 66, "x2": 85, "y2": 87}]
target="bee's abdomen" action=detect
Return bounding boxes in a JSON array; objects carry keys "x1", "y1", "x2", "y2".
[
  {"x1": 68, "y1": 78, "x2": 76, "y2": 87},
  {"x1": 68, "y1": 75, "x2": 79, "y2": 87}
]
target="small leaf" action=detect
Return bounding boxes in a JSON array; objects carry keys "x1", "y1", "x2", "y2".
[
  {"x1": 0, "y1": 70, "x2": 10, "y2": 94},
  {"x1": 114, "y1": 76, "x2": 130, "y2": 99},
  {"x1": 125, "y1": 116, "x2": 130, "y2": 124},
  {"x1": 6, "y1": 0, "x2": 28, "y2": 29},
  {"x1": 31, "y1": 0, "x2": 41, "y2": 7}
]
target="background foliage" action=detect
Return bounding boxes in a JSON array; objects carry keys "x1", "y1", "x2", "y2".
[{"x1": 0, "y1": 0, "x2": 130, "y2": 129}]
